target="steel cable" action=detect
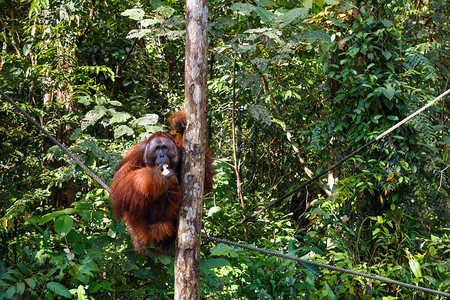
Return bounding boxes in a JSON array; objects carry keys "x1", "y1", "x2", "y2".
[{"x1": 202, "y1": 235, "x2": 450, "y2": 297}]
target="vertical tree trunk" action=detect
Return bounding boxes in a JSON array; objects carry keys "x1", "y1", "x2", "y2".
[{"x1": 174, "y1": 0, "x2": 208, "y2": 298}]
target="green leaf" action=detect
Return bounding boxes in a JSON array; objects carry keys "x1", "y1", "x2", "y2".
[
  {"x1": 254, "y1": 7, "x2": 274, "y2": 23},
  {"x1": 140, "y1": 18, "x2": 162, "y2": 27},
  {"x1": 54, "y1": 216, "x2": 74, "y2": 235},
  {"x1": 2, "y1": 273, "x2": 17, "y2": 283},
  {"x1": 69, "y1": 128, "x2": 82, "y2": 141},
  {"x1": 280, "y1": 7, "x2": 308, "y2": 24},
  {"x1": 109, "y1": 100, "x2": 122, "y2": 106},
  {"x1": 254, "y1": 0, "x2": 275, "y2": 7},
  {"x1": 324, "y1": 282, "x2": 336, "y2": 299},
  {"x1": 407, "y1": 251, "x2": 422, "y2": 278},
  {"x1": 251, "y1": 58, "x2": 269, "y2": 72},
  {"x1": 17, "y1": 264, "x2": 30, "y2": 276},
  {"x1": 6, "y1": 285, "x2": 16, "y2": 298},
  {"x1": 200, "y1": 258, "x2": 229, "y2": 270},
  {"x1": 207, "y1": 206, "x2": 223, "y2": 217},
  {"x1": 78, "y1": 96, "x2": 92, "y2": 106},
  {"x1": 301, "y1": 30, "x2": 331, "y2": 43},
  {"x1": 16, "y1": 282, "x2": 25, "y2": 295},
  {"x1": 428, "y1": 246, "x2": 436, "y2": 256},
  {"x1": 47, "y1": 282, "x2": 72, "y2": 298},
  {"x1": 40, "y1": 211, "x2": 65, "y2": 224},
  {"x1": 443, "y1": 147, "x2": 449, "y2": 161},
  {"x1": 28, "y1": 0, "x2": 49, "y2": 17},
  {"x1": 210, "y1": 243, "x2": 236, "y2": 256},
  {"x1": 231, "y1": 3, "x2": 255, "y2": 15},
  {"x1": 114, "y1": 125, "x2": 134, "y2": 139},
  {"x1": 392, "y1": 194, "x2": 398, "y2": 202},
  {"x1": 424, "y1": 144, "x2": 439, "y2": 153},
  {"x1": 109, "y1": 112, "x2": 131, "y2": 125},
  {"x1": 121, "y1": 8, "x2": 145, "y2": 21},
  {"x1": 155, "y1": 6, "x2": 175, "y2": 18},
  {"x1": 76, "y1": 285, "x2": 87, "y2": 299},
  {"x1": 328, "y1": 16, "x2": 347, "y2": 28},
  {"x1": 134, "y1": 114, "x2": 159, "y2": 126},
  {"x1": 158, "y1": 256, "x2": 172, "y2": 265},
  {"x1": 392, "y1": 135, "x2": 405, "y2": 140},
  {"x1": 126, "y1": 28, "x2": 152, "y2": 39},
  {"x1": 386, "y1": 115, "x2": 399, "y2": 121},
  {"x1": 382, "y1": 86, "x2": 395, "y2": 100},
  {"x1": 382, "y1": 51, "x2": 392, "y2": 60},
  {"x1": 81, "y1": 105, "x2": 107, "y2": 130},
  {"x1": 24, "y1": 278, "x2": 36, "y2": 289},
  {"x1": 304, "y1": 0, "x2": 313, "y2": 8},
  {"x1": 381, "y1": 19, "x2": 393, "y2": 27}
]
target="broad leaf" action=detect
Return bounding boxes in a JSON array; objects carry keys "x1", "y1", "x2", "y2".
[
  {"x1": 134, "y1": 114, "x2": 159, "y2": 126},
  {"x1": 54, "y1": 216, "x2": 73, "y2": 235},
  {"x1": 201, "y1": 258, "x2": 229, "y2": 270},
  {"x1": 301, "y1": 30, "x2": 331, "y2": 43},
  {"x1": 81, "y1": 105, "x2": 107, "y2": 130},
  {"x1": 231, "y1": 3, "x2": 255, "y2": 15},
  {"x1": 280, "y1": 7, "x2": 308, "y2": 24},
  {"x1": 109, "y1": 112, "x2": 131, "y2": 125},
  {"x1": 382, "y1": 85, "x2": 395, "y2": 100},
  {"x1": 140, "y1": 18, "x2": 162, "y2": 27},
  {"x1": 254, "y1": 7, "x2": 275, "y2": 23},
  {"x1": 114, "y1": 125, "x2": 134, "y2": 138},
  {"x1": 121, "y1": 8, "x2": 145, "y2": 21},
  {"x1": 47, "y1": 282, "x2": 72, "y2": 298}
]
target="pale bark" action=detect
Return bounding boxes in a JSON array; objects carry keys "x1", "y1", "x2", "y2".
[{"x1": 174, "y1": 0, "x2": 208, "y2": 298}]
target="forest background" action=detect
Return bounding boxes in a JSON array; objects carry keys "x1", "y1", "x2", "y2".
[{"x1": 0, "y1": 0, "x2": 449, "y2": 298}]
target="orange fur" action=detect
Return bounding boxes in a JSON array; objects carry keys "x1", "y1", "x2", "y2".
[
  {"x1": 110, "y1": 110, "x2": 214, "y2": 253},
  {"x1": 169, "y1": 110, "x2": 186, "y2": 148},
  {"x1": 169, "y1": 110, "x2": 215, "y2": 193}
]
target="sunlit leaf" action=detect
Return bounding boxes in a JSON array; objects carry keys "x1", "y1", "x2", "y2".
[
  {"x1": 134, "y1": 114, "x2": 159, "y2": 126},
  {"x1": 407, "y1": 251, "x2": 422, "y2": 278},
  {"x1": 121, "y1": 8, "x2": 145, "y2": 21},
  {"x1": 109, "y1": 112, "x2": 131, "y2": 125},
  {"x1": 114, "y1": 125, "x2": 134, "y2": 138}
]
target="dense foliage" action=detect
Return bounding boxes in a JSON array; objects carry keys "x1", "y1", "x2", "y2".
[{"x1": 0, "y1": 0, "x2": 448, "y2": 298}]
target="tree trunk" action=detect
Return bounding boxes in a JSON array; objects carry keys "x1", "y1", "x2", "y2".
[{"x1": 174, "y1": 0, "x2": 208, "y2": 298}]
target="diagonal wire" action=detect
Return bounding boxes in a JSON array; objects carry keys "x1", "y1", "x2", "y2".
[
  {"x1": 202, "y1": 235, "x2": 450, "y2": 298},
  {"x1": 225, "y1": 89, "x2": 450, "y2": 233},
  {"x1": 0, "y1": 90, "x2": 111, "y2": 192}
]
